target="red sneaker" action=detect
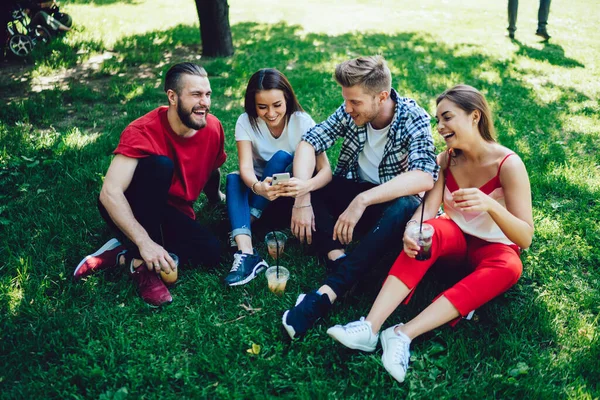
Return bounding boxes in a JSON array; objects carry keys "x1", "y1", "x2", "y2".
[
  {"x1": 129, "y1": 261, "x2": 173, "y2": 306},
  {"x1": 74, "y1": 238, "x2": 126, "y2": 280}
]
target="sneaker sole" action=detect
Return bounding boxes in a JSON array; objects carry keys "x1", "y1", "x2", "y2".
[
  {"x1": 74, "y1": 238, "x2": 121, "y2": 278},
  {"x1": 143, "y1": 295, "x2": 173, "y2": 308},
  {"x1": 327, "y1": 328, "x2": 377, "y2": 352},
  {"x1": 281, "y1": 294, "x2": 306, "y2": 339},
  {"x1": 226, "y1": 260, "x2": 268, "y2": 287}
]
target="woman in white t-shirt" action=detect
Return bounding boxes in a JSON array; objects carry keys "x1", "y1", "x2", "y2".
[{"x1": 224, "y1": 68, "x2": 331, "y2": 287}]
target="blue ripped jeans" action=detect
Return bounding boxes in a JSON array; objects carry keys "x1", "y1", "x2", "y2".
[{"x1": 226, "y1": 150, "x2": 293, "y2": 239}]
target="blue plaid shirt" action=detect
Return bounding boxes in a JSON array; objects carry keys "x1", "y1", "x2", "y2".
[{"x1": 302, "y1": 89, "x2": 439, "y2": 184}]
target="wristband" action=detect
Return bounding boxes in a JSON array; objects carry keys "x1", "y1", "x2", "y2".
[
  {"x1": 293, "y1": 204, "x2": 312, "y2": 209},
  {"x1": 251, "y1": 181, "x2": 260, "y2": 195}
]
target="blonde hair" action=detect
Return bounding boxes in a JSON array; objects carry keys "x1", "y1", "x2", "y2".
[{"x1": 334, "y1": 55, "x2": 392, "y2": 96}]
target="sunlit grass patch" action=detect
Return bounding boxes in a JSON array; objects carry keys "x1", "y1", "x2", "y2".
[{"x1": 548, "y1": 163, "x2": 600, "y2": 193}]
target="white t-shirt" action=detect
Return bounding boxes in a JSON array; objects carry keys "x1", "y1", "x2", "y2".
[
  {"x1": 357, "y1": 122, "x2": 391, "y2": 184},
  {"x1": 235, "y1": 111, "x2": 315, "y2": 176}
]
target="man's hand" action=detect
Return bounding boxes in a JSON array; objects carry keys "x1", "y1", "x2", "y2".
[
  {"x1": 138, "y1": 239, "x2": 177, "y2": 274},
  {"x1": 291, "y1": 204, "x2": 315, "y2": 244},
  {"x1": 278, "y1": 177, "x2": 312, "y2": 198},
  {"x1": 333, "y1": 196, "x2": 367, "y2": 245}
]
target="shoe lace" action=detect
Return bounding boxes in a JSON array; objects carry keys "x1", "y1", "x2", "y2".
[
  {"x1": 393, "y1": 335, "x2": 410, "y2": 370},
  {"x1": 229, "y1": 253, "x2": 246, "y2": 273},
  {"x1": 344, "y1": 317, "x2": 370, "y2": 335}
]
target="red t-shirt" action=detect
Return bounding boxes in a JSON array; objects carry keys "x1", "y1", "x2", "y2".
[{"x1": 114, "y1": 106, "x2": 227, "y2": 219}]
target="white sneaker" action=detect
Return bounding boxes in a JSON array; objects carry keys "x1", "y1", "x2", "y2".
[
  {"x1": 380, "y1": 324, "x2": 411, "y2": 383},
  {"x1": 326, "y1": 317, "x2": 379, "y2": 352}
]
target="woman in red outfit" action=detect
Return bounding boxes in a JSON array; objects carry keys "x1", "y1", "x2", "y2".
[{"x1": 326, "y1": 84, "x2": 534, "y2": 383}]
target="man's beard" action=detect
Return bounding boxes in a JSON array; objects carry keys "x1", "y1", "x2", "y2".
[
  {"x1": 177, "y1": 102, "x2": 208, "y2": 130},
  {"x1": 353, "y1": 101, "x2": 379, "y2": 126}
]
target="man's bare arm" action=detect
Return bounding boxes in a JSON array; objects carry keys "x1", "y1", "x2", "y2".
[
  {"x1": 99, "y1": 155, "x2": 176, "y2": 273},
  {"x1": 357, "y1": 170, "x2": 434, "y2": 207}
]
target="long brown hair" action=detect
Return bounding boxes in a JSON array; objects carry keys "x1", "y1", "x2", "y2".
[
  {"x1": 436, "y1": 84, "x2": 496, "y2": 142},
  {"x1": 244, "y1": 68, "x2": 304, "y2": 133}
]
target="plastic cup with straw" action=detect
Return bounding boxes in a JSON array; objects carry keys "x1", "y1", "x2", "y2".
[
  {"x1": 265, "y1": 230, "x2": 289, "y2": 295},
  {"x1": 407, "y1": 193, "x2": 434, "y2": 261}
]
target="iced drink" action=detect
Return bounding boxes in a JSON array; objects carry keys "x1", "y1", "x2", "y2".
[
  {"x1": 265, "y1": 231, "x2": 287, "y2": 260},
  {"x1": 265, "y1": 266, "x2": 290, "y2": 295},
  {"x1": 160, "y1": 253, "x2": 179, "y2": 286},
  {"x1": 407, "y1": 223, "x2": 434, "y2": 261}
]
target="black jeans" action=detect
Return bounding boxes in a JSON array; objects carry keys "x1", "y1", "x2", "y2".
[
  {"x1": 98, "y1": 155, "x2": 221, "y2": 267},
  {"x1": 312, "y1": 176, "x2": 420, "y2": 297}
]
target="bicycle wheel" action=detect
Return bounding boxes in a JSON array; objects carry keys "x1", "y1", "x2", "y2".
[{"x1": 8, "y1": 34, "x2": 33, "y2": 57}]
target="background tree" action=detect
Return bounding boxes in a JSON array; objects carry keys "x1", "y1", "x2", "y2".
[{"x1": 194, "y1": 0, "x2": 234, "y2": 57}]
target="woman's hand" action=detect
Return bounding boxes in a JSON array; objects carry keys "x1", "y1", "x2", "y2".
[
  {"x1": 256, "y1": 177, "x2": 285, "y2": 201},
  {"x1": 402, "y1": 228, "x2": 420, "y2": 258},
  {"x1": 451, "y1": 188, "x2": 495, "y2": 212},
  {"x1": 278, "y1": 178, "x2": 312, "y2": 198}
]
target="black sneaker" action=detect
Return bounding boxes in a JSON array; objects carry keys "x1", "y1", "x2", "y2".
[
  {"x1": 535, "y1": 29, "x2": 550, "y2": 41},
  {"x1": 282, "y1": 290, "x2": 332, "y2": 339},
  {"x1": 224, "y1": 250, "x2": 268, "y2": 286}
]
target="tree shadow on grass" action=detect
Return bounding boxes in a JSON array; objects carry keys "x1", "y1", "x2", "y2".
[
  {"x1": 514, "y1": 40, "x2": 585, "y2": 68},
  {"x1": 0, "y1": 21, "x2": 598, "y2": 399}
]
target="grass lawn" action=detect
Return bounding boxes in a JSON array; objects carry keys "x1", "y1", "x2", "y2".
[{"x1": 1, "y1": 0, "x2": 599, "y2": 398}]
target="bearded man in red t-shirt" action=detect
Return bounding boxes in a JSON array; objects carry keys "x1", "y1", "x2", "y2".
[{"x1": 74, "y1": 63, "x2": 227, "y2": 306}]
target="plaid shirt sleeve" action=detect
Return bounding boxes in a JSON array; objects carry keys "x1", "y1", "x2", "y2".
[
  {"x1": 301, "y1": 105, "x2": 349, "y2": 154},
  {"x1": 404, "y1": 107, "x2": 440, "y2": 181}
]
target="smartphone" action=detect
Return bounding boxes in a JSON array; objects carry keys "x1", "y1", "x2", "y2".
[{"x1": 272, "y1": 172, "x2": 290, "y2": 185}]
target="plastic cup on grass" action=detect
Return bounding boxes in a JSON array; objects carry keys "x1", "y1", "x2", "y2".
[{"x1": 265, "y1": 266, "x2": 289, "y2": 295}]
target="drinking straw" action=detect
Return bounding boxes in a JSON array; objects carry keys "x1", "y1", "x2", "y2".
[
  {"x1": 271, "y1": 230, "x2": 279, "y2": 279},
  {"x1": 419, "y1": 192, "x2": 428, "y2": 234}
]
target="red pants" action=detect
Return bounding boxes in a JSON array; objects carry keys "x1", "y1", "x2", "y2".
[{"x1": 388, "y1": 217, "x2": 522, "y2": 319}]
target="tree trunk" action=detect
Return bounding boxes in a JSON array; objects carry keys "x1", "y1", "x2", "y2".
[{"x1": 194, "y1": 0, "x2": 234, "y2": 57}]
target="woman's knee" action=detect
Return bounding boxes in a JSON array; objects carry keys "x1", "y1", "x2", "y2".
[
  {"x1": 267, "y1": 150, "x2": 293, "y2": 170},
  {"x1": 504, "y1": 259, "x2": 523, "y2": 285},
  {"x1": 428, "y1": 218, "x2": 462, "y2": 240},
  {"x1": 272, "y1": 150, "x2": 293, "y2": 162},
  {"x1": 226, "y1": 171, "x2": 242, "y2": 185},
  {"x1": 486, "y1": 253, "x2": 523, "y2": 288}
]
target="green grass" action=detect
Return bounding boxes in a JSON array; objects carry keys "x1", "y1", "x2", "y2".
[{"x1": 1, "y1": 0, "x2": 599, "y2": 398}]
